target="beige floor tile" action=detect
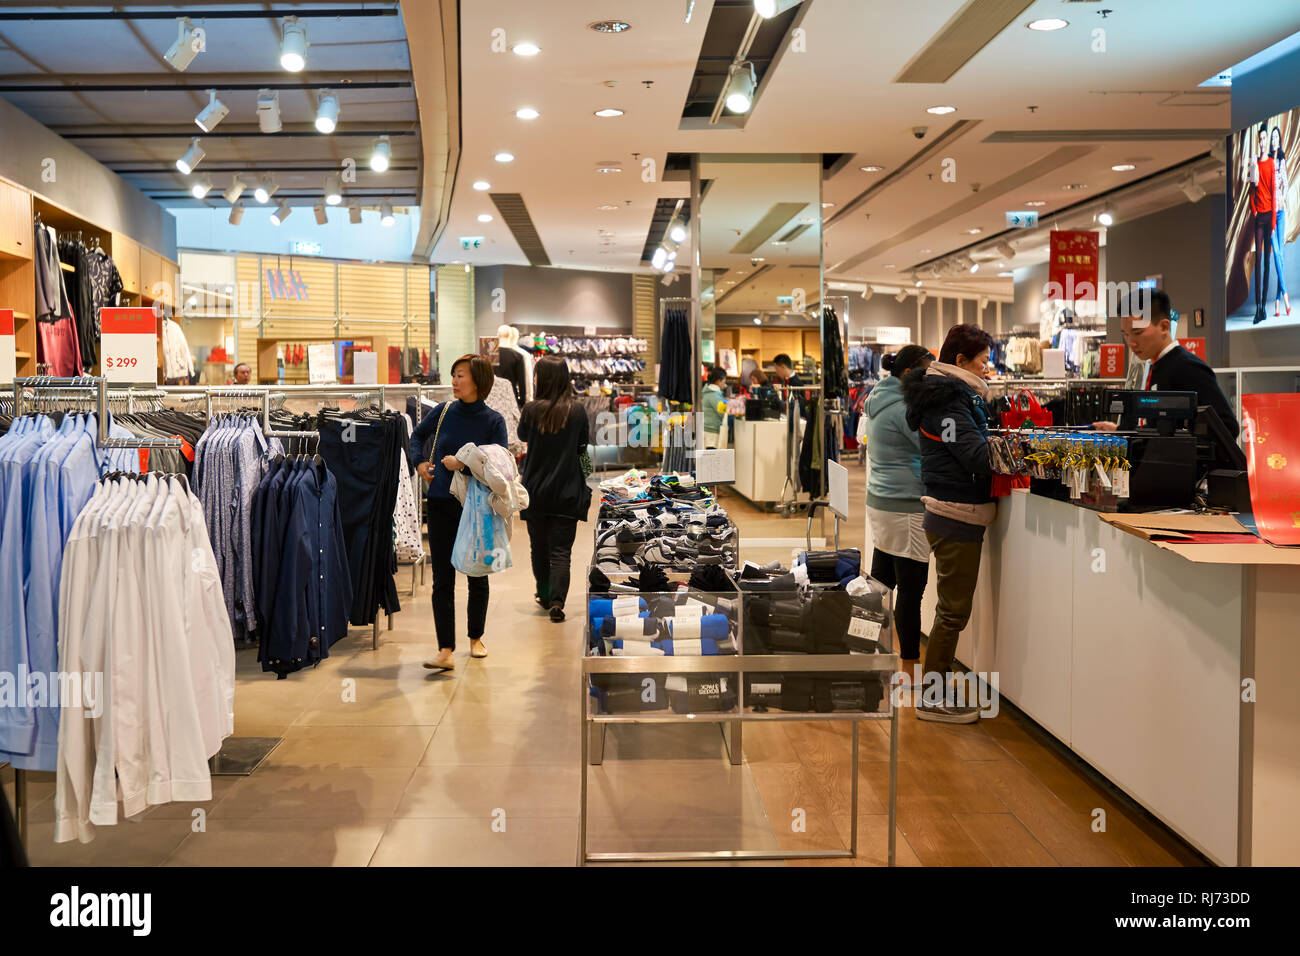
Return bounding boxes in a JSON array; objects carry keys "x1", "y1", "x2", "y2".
[
  {"x1": 583, "y1": 814, "x2": 782, "y2": 857},
  {"x1": 395, "y1": 765, "x2": 581, "y2": 818},
  {"x1": 293, "y1": 677, "x2": 456, "y2": 726},
  {"x1": 586, "y1": 763, "x2": 767, "y2": 821},
  {"x1": 263, "y1": 725, "x2": 435, "y2": 769},
  {"x1": 421, "y1": 720, "x2": 579, "y2": 766},
  {"x1": 26, "y1": 817, "x2": 195, "y2": 867},
  {"x1": 163, "y1": 817, "x2": 388, "y2": 866},
  {"x1": 370, "y1": 816, "x2": 581, "y2": 866},
  {"x1": 210, "y1": 767, "x2": 416, "y2": 820}
]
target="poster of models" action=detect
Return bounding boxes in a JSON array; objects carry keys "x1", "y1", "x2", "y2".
[{"x1": 1227, "y1": 107, "x2": 1300, "y2": 330}]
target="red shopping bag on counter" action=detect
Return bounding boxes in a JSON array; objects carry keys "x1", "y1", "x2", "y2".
[
  {"x1": 1001, "y1": 390, "x2": 1053, "y2": 430},
  {"x1": 1241, "y1": 393, "x2": 1300, "y2": 546}
]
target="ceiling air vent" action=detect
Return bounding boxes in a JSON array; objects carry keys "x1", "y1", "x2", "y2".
[{"x1": 488, "y1": 193, "x2": 550, "y2": 266}]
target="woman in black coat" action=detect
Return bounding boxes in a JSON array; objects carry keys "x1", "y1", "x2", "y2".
[{"x1": 518, "y1": 356, "x2": 592, "y2": 622}]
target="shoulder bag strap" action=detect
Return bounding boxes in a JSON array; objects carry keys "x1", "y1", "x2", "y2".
[{"x1": 429, "y1": 401, "x2": 452, "y2": 466}]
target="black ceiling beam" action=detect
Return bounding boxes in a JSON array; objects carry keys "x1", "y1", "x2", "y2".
[
  {"x1": 0, "y1": 81, "x2": 411, "y2": 93},
  {"x1": 0, "y1": 8, "x2": 398, "y2": 21},
  {"x1": 59, "y1": 129, "x2": 416, "y2": 139}
]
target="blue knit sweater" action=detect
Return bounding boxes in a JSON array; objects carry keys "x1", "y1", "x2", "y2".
[{"x1": 409, "y1": 399, "x2": 507, "y2": 499}]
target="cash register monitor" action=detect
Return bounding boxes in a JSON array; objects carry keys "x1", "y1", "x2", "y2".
[
  {"x1": 1110, "y1": 390, "x2": 1198, "y2": 436},
  {"x1": 1194, "y1": 404, "x2": 1247, "y2": 471}
]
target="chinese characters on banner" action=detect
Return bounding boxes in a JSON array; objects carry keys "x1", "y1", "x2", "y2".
[
  {"x1": 1048, "y1": 230, "x2": 1100, "y2": 301},
  {"x1": 1241, "y1": 393, "x2": 1300, "y2": 546},
  {"x1": 1181, "y1": 337, "x2": 1207, "y2": 360},
  {"x1": 1098, "y1": 343, "x2": 1126, "y2": 378},
  {"x1": 100, "y1": 307, "x2": 158, "y2": 384}
]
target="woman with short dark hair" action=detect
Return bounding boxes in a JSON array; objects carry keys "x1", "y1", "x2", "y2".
[
  {"x1": 410, "y1": 353, "x2": 507, "y2": 670},
  {"x1": 519, "y1": 356, "x2": 592, "y2": 622},
  {"x1": 902, "y1": 324, "x2": 995, "y2": 723}
]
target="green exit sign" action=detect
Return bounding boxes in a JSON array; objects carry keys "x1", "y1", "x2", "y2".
[{"x1": 460, "y1": 236, "x2": 484, "y2": 250}]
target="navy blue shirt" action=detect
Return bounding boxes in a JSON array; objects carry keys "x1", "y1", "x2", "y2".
[{"x1": 409, "y1": 399, "x2": 508, "y2": 499}]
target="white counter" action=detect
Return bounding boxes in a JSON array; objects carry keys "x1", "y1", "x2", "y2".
[
  {"x1": 907, "y1": 489, "x2": 1299, "y2": 865},
  {"x1": 731, "y1": 417, "x2": 805, "y2": 504}
]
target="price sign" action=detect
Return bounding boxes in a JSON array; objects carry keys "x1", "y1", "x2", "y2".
[
  {"x1": 1099, "y1": 343, "x2": 1126, "y2": 379},
  {"x1": 100, "y1": 308, "x2": 157, "y2": 383},
  {"x1": 0, "y1": 310, "x2": 15, "y2": 384},
  {"x1": 695, "y1": 448, "x2": 735, "y2": 485},
  {"x1": 1181, "y1": 337, "x2": 1207, "y2": 361}
]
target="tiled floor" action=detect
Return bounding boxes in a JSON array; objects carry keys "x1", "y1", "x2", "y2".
[{"x1": 1, "y1": 462, "x2": 1202, "y2": 866}]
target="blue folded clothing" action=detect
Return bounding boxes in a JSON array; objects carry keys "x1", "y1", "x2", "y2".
[
  {"x1": 653, "y1": 637, "x2": 723, "y2": 656},
  {"x1": 665, "y1": 614, "x2": 730, "y2": 640},
  {"x1": 590, "y1": 597, "x2": 648, "y2": 620}
]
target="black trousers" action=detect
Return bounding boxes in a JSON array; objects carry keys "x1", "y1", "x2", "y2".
[
  {"x1": 428, "y1": 496, "x2": 488, "y2": 650},
  {"x1": 526, "y1": 516, "x2": 578, "y2": 609},
  {"x1": 1255, "y1": 211, "x2": 1274, "y2": 310},
  {"x1": 869, "y1": 546, "x2": 929, "y2": 660}
]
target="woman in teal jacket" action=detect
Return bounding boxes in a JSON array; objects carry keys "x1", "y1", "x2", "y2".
[{"x1": 863, "y1": 345, "x2": 932, "y2": 675}]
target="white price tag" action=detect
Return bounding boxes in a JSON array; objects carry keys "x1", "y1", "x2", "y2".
[
  {"x1": 695, "y1": 448, "x2": 735, "y2": 485},
  {"x1": 671, "y1": 619, "x2": 702, "y2": 640},
  {"x1": 611, "y1": 596, "x2": 643, "y2": 617},
  {"x1": 848, "y1": 616, "x2": 882, "y2": 641},
  {"x1": 614, "y1": 614, "x2": 647, "y2": 630},
  {"x1": 99, "y1": 308, "x2": 157, "y2": 384},
  {"x1": 0, "y1": 310, "x2": 15, "y2": 385},
  {"x1": 675, "y1": 603, "x2": 705, "y2": 618},
  {"x1": 1113, "y1": 468, "x2": 1130, "y2": 498}
]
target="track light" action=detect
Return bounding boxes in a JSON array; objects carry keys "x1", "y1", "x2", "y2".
[
  {"x1": 253, "y1": 174, "x2": 277, "y2": 204},
  {"x1": 257, "y1": 89, "x2": 282, "y2": 133},
  {"x1": 918, "y1": 290, "x2": 929, "y2": 305},
  {"x1": 279, "y1": 16, "x2": 308, "y2": 72},
  {"x1": 994, "y1": 240, "x2": 1016, "y2": 260},
  {"x1": 228, "y1": 201, "x2": 244, "y2": 226},
  {"x1": 725, "y1": 62, "x2": 757, "y2": 114},
  {"x1": 175, "y1": 137, "x2": 204, "y2": 174},
  {"x1": 370, "y1": 136, "x2": 391, "y2": 172},
  {"x1": 190, "y1": 174, "x2": 212, "y2": 199},
  {"x1": 861, "y1": 285, "x2": 873, "y2": 301},
  {"x1": 313, "y1": 203, "x2": 328, "y2": 225},
  {"x1": 663, "y1": 259, "x2": 675, "y2": 273},
  {"x1": 651, "y1": 246, "x2": 667, "y2": 270},
  {"x1": 222, "y1": 176, "x2": 246, "y2": 204},
  {"x1": 324, "y1": 173, "x2": 343, "y2": 206},
  {"x1": 1097, "y1": 203, "x2": 1115, "y2": 227},
  {"x1": 1180, "y1": 174, "x2": 1206, "y2": 203},
  {"x1": 970, "y1": 262, "x2": 980, "y2": 274},
  {"x1": 895, "y1": 290, "x2": 908, "y2": 303},
  {"x1": 164, "y1": 17, "x2": 202, "y2": 72},
  {"x1": 349, "y1": 203, "x2": 362, "y2": 224},
  {"x1": 380, "y1": 199, "x2": 395, "y2": 227},
  {"x1": 754, "y1": 0, "x2": 802, "y2": 17},
  {"x1": 195, "y1": 90, "x2": 228, "y2": 132},
  {"x1": 315, "y1": 91, "x2": 340, "y2": 133},
  {"x1": 270, "y1": 201, "x2": 292, "y2": 226},
  {"x1": 667, "y1": 215, "x2": 687, "y2": 244},
  {"x1": 979, "y1": 295, "x2": 990, "y2": 310}
]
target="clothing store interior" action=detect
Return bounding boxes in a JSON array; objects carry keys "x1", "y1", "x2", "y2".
[{"x1": 2, "y1": 0, "x2": 1300, "y2": 876}]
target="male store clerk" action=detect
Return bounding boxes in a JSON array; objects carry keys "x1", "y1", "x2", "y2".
[{"x1": 1092, "y1": 289, "x2": 1239, "y2": 437}]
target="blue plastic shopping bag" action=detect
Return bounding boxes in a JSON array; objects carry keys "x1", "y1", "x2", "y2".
[{"x1": 451, "y1": 476, "x2": 513, "y2": 576}]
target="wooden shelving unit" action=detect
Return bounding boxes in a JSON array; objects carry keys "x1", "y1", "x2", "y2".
[{"x1": 0, "y1": 179, "x2": 178, "y2": 380}]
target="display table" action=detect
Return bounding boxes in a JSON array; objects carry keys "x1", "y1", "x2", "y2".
[{"x1": 918, "y1": 489, "x2": 1300, "y2": 866}]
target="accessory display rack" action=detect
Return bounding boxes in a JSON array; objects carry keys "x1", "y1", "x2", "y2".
[{"x1": 579, "y1": 566, "x2": 899, "y2": 866}]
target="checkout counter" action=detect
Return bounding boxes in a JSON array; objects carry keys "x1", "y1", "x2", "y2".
[{"x1": 909, "y1": 392, "x2": 1299, "y2": 865}]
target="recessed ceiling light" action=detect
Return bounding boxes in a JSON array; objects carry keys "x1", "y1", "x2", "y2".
[
  {"x1": 1024, "y1": 200, "x2": 1046, "y2": 207},
  {"x1": 965, "y1": 227, "x2": 982, "y2": 235},
  {"x1": 752, "y1": 257, "x2": 764, "y2": 262},
  {"x1": 926, "y1": 105, "x2": 957, "y2": 115},
  {"x1": 589, "y1": 20, "x2": 631, "y2": 33},
  {"x1": 512, "y1": 42, "x2": 540, "y2": 56},
  {"x1": 516, "y1": 107, "x2": 540, "y2": 120},
  {"x1": 594, "y1": 165, "x2": 622, "y2": 174},
  {"x1": 918, "y1": 248, "x2": 932, "y2": 254},
  {"x1": 998, "y1": 272, "x2": 1014, "y2": 277},
  {"x1": 884, "y1": 264, "x2": 896, "y2": 269},
  {"x1": 472, "y1": 180, "x2": 491, "y2": 190},
  {"x1": 821, "y1": 202, "x2": 834, "y2": 208},
  {"x1": 596, "y1": 203, "x2": 619, "y2": 211},
  {"x1": 1062, "y1": 183, "x2": 1088, "y2": 191},
  {"x1": 477, "y1": 213, "x2": 493, "y2": 223},
  {"x1": 494, "y1": 151, "x2": 515, "y2": 163},
  {"x1": 1111, "y1": 163, "x2": 1136, "y2": 172},
  {"x1": 1027, "y1": 18, "x2": 1069, "y2": 31},
  {"x1": 860, "y1": 165, "x2": 885, "y2": 172},
  {"x1": 594, "y1": 108, "x2": 624, "y2": 117}
]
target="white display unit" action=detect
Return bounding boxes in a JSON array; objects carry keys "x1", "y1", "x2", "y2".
[{"x1": 1211, "y1": 365, "x2": 1300, "y2": 441}]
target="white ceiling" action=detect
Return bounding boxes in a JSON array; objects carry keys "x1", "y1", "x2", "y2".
[{"x1": 433, "y1": 0, "x2": 1300, "y2": 294}]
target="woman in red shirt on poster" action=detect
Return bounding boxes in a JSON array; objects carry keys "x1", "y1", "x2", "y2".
[{"x1": 1247, "y1": 124, "x2": 1276, "y2": 324}]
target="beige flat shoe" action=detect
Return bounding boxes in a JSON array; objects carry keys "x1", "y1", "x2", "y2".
[
  {"x1": 470, "y1": 639, "x2": 488, "y2": 659},
  {"x1": 423, "y1": 651, "x2": 455, "y2": 671}
]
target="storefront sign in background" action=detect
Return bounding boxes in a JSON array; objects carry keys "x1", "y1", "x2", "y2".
[
  {"x1": 0, "y1": 309, "x2": 15, "y2": 384},
  {"x1": 266, "y1": 268, "x2": 309, "y2": 301},
  {"x1": 1048, "y1": 230, "x2": 1100, "y2": 301},
  {"x1": 1099, "y1": 343, "x2": 1126, "y2": 378},
  {"x1": 100, "y1": 308, "x2": 157, "y2": 383}
]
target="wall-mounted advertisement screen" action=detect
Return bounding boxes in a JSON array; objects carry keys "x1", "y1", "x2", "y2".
[{"x1": 1227, "y1": 108, "x2": 1300, "y2": 331}]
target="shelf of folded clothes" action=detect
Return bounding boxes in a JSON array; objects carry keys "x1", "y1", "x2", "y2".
[
  {"x1": 734, "y1": 550, "x2": 895, "y2": 717},
  {"x1": 594, "y1": 474, "x2": 738, "y2": 572},
  {"x1": 585, "y1": 566, "x2": 742, "y2": 719}
]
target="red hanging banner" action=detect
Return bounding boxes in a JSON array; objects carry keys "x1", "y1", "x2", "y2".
[
  {"x1": 1181, "y1": 337, "x2": 1207, "y2": 361},
  {"x1": 1241, "y1": 393, "x2": 1300, "y2": 546},
  {"x1": 1098, "y1": 343, "x2": 1126, "y2": 378},
  {"x1": 1047, "y1": 230, "x2": 1100, "y2": 301}
]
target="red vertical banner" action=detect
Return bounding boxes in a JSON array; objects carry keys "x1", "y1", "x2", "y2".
[
  {"x1": 1241, "y1": 393, "x2": 1300, "y2": 546},
  {"x1": 1181, "y1": 337, "x2": 1207, "y2": 360},
  {"x1": 1098, "y1": 343, "x2": 1126, "y2": 378},
  {"x1": 0, "y1": 308, "x2": 15, "y2": 384},
  {"x1": 1048, "y1": 230, "x2": 1100, "y2": 301}
]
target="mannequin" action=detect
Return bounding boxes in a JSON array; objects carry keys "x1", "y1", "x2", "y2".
[
  {"x1": 501, "y1": 324, "x2": 534, "y2": 403},
  {"x1": 494, "y1": 324, "x2": 526, "y2": 407}
]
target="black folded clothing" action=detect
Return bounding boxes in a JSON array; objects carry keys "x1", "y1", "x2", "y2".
[
  {"x1": 667, "y1": 675, "x2": 737, "y2": 713},
  {"x1": 800, "y1": 548, "x2": 862, "y2": 585},
  {"x1": 589, "y1": 567, "x2": 612, "y2": 594},
  {"x1": 745, "y1": 678, "x2": 782, "y2": 710},
  {"x1": 845, "y1": 634, "x2": 882, "y2": 654},
  {"x1": 688, "y1": 565, "x2": 732, "y2": 593},
  {"x1": 765, "y1": 598, "x2": 808, "y2": 631},
  {"x1": 781, "y1": 676, "x2": 815, "y2": 712},
  {"x1": 592, "y1": 682, "x2": 670, "y2": 714},
  {"x1": 636, "y1": 564, "x2": 672, "y2": 593},
  {"x1": 767, "y1": 627, "x2": 811, "y2": 653},
  {"x1": 811, "y1": 590, "x2": 852, "y2": 653},
  {"x1": 850, "y1": 588, "x2": 887, "y2": 615},
  {"x1": 737, "y1": 572, "x2": 799, "y2": 592}
]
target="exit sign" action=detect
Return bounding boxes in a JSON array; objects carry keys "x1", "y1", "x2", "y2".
[
  {"x1": 292, "y1": 240, "x2": 322, "y2": 255},
  {"x1": 460, "y1": 236, "x2": 484, "y2": 251},
  {"x1": 1005, "y1": 210, "x2": 1039, "y2": 229}
]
